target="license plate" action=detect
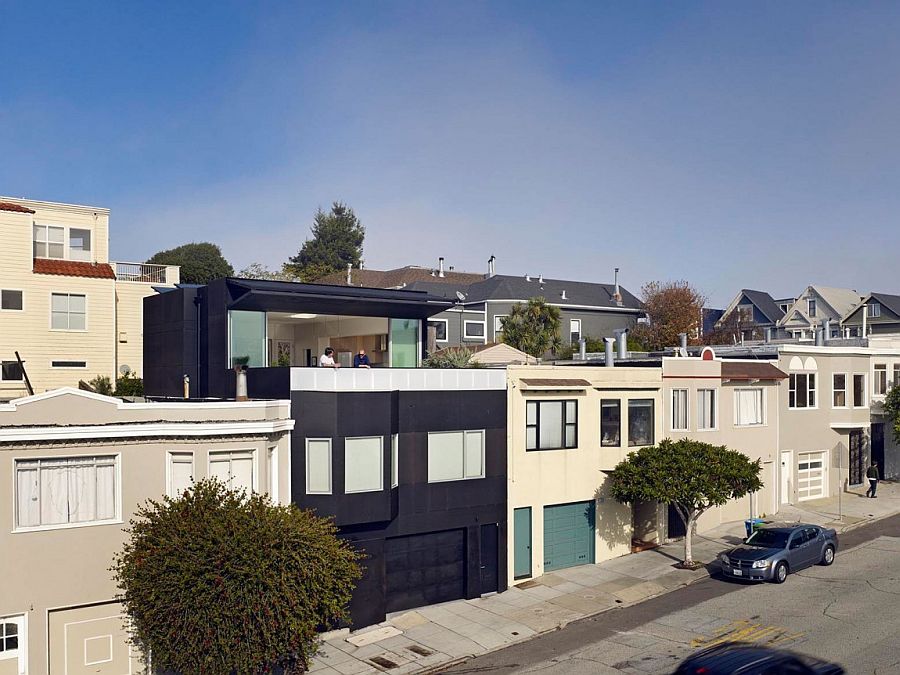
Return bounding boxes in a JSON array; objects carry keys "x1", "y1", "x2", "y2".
[{"x1": 732, "y1": 569, "x2": 743, "y2": 576}]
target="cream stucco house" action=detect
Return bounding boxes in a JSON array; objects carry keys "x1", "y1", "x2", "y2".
[
  {"x1": 0, "y1": 387, "x2": 293, "y2": 675},
  {"x1": 0, "y1": 197, "x2": 179, "y2": 402}
]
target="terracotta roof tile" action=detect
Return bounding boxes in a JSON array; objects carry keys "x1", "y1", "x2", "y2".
[
  {"x1": 721, "y1": 361, "x2": 787, "y2": 381},
  {"x1": 0, "y1": 201, "x2": 35, "y2": 214},
  {"x1": 33, "y1": 258, "x2": 116, "y2": 279}
]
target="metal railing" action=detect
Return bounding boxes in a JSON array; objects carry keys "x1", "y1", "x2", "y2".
[{"x1": 114, "y1": 262, "x2": 176, "y2": 284}]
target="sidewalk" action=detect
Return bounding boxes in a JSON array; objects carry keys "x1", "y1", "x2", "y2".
[{"x1": 310, "y1": 482, "x2": 899, "y2": 675}]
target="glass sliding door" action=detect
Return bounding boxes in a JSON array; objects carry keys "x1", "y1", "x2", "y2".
[
  {"x1": 228, "y1": 310, "x2": 267, "y2": 368},
  {"x1": 389, "y1": 318, "x2": 420, "y2": 368}
]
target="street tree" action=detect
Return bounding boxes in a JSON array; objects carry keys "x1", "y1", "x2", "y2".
[
  {"x1": 608, "y1": 438, "x2": 763, "y2": 567},
  {"x1": 883, "y1": 382, "x2": 900, "y2": 442},
  {"x1": 285, "y1": 202, "x2": 365, "y2": 282},
  {"x1": 630, "y1": 280, "x2": 706, "y2": 351},
  {"x1": 112, "y1": 479, "x2": 362, "y2": 674},
  {"x1": 147, "y1": 242, "x2": 234, "y2": 284},
  {"x1": 500, "y1": 297, "x2": 563, "y2": 358}
]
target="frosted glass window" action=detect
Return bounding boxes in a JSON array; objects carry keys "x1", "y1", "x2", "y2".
[
  {"x1": 51, "y1": 293, "x2": 86, "y2": 330},
  {"x1": 33, "y1": 224, "x2": 64, "y2": 258},
  {"x1": 15, "y1": 456, "x2": 118, "y2": 528},
  {"x1": 209, "y1": 451, "x2": 255, "y2": 492},
  {"x1": 169, "y1": 453, "x2": 193, "y2": 497},
  {"x1": 229, "y1": 310, "x2": 266, "y2": 368},
  {"x1": 464, "y1": 431, "x2": 485, "y2": 479},
  {"x1": 345, "y1": 436, "x2": 383, "y2": 493},
  {"x1": 428, "y1": 430, "x2": 485, "y2": 482},
  {"x1": 305, "y1": 439, "x2": 332, "y2": 494},
  {"x1": 525, "y1": 399, "x2": 577, "y2": 450},
  {"x1": 671, "y1": 389, "x2": 688, "y2": 431}
]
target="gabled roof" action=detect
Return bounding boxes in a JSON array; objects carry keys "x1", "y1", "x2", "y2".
[
  {"x1": 719, "y1": 289, "x2": 785, "y2": 325},
  {"x1": 33, "y1": 258, "x2": 117, "y2": 279},
  {"x1": 778, "y1": 285, "x2": 862, "y2": 327},
  {"x1": 314, "y1": 266, "x2": 485, "y2": 288},
  {"x1": 844, "y1": 292, "x2": 900, "y2": 322},
  {"x1": 0, "y1": 201, "x2": 35, "y2": 214}
]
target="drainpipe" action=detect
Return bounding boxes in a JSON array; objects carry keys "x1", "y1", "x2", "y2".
[{"x1": 604, "y1": 338, "x2": 615, "y2": 367}]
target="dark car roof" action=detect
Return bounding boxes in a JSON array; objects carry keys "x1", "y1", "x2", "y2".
[{"x1": 676, "y1": 642, "x2": 843, "y2": 674}]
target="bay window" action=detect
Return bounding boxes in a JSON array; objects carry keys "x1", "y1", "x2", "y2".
[{"x1": 526, "y1": 400, "x2": 577, "y2": 450}]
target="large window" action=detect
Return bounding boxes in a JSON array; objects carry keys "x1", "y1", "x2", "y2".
[
  {"x1": 345, "y1": 436, "x2": 383, "y2": 493},
  {"x1": 735, "y1": 388, "x2": 764, "y2": 426},
  {"x1": 209, "y1": 450, "x2": 254, "y2": 492},
  {"x1": 853, "y1": 374, "x2": 866, "y2": 407},
  {"x1": 427, "y1": 430, "x2": 485, "y2": 482},
  {"x1": 15, "y1": 456, "x2": 118, "y2": 529},
  {"x1": 698, "y1": 389, "x2": 717, "y2": 430},
  {"x1": 671, "y1": 389, "x2": 689, "y2": 431},
  {"x1": 0, "y1": 289, "x2": 23, "y2": 311},
  {"x1": 390, "y1": 318, "x2": 419, "y2": 367},
  {"x1": 874, "y1": 364, "x2": 887, "y2": 396},
  {"x1": 51, "y1": 293, "x2": 86, "y2": 330},
  {"x1": 628, "y1": 399, "x2": 655, "y2": 446},
  {"x1": 600, "y1": 400, "x2": 621, "y2": 447},
  {"x1": 305, "y1": 439, "x2": 332, "y2": 494},
  {"x1": 33, "y1": 224, "x2": 64, "y2": 258},
  {"x1": 168, "y1": 452, "x2": 194, "y2": 497},
  {"x1": 228, "y1": 310, "x2": 266, "y2": 368},
  {"x1": 788, "y1": 373, "x2": 816, "y2": 409},
  {"x1": 526, "y1": 400, "x2": 577, "y2": 450},
  {"x1": 463, "y1": 320, "x2": 486, "y2": 340},
  {"x1": 833, "y1": 374, "x2": 847, "y2": 408},
  {"x1": 570, "y1": 319, "x2": 581, "y2": 344},
  {"x1": 427, "y1": 319, "x2": 448, "y2": 342},
  {"x1": 1, "y1": 360, "x2": 23, "y2": 381}
]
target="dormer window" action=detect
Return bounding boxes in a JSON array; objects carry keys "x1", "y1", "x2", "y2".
[
  {"x1": 868, "y1": 303, "x2": 881, "y2": 318},
  {"x1": 69, "y1": 228, "x2": 92, "y2": 261},
  {"x1": 33, "y1": 224, "x2": 64, "y2": 259},
  {"x1": 807, "y1": 299, "x2": 817, "y2": 317}
]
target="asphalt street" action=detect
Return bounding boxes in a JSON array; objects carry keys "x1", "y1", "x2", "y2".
[{"x1": 443, "y1": 513, "x2": 900, "y2": 675}]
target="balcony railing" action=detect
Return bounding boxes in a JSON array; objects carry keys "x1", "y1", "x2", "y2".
[{"x1": 114, "y1": 262, "x2": 180, "y2": 284}]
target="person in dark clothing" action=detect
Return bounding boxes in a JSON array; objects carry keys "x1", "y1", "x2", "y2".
[
  {"x1": 353, "y1": 349, "x2": 371, "y2": 368},
  {"x1": 866, "y1": 462, "x2": 880, "y2": 498}
]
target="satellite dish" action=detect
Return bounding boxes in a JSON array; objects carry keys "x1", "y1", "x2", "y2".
[
  {"x1": 119, "y1": 364, "x2": 132, "y2": 376},
  {"x1": 455, "y1": 290, "x2": 467, "y2": 302}
]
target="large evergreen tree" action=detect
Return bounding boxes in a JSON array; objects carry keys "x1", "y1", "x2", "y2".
[
  {"x1": 286, "y1": 202, "x2": 365, "y2": 282},
  {"x1": 146, "y1": 242, "x2": 234, "y2": 284}
]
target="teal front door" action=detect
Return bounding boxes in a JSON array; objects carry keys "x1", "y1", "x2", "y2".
[
  {"x1": 513, "y1": 507, "x2": 532, "y2": 579},
  {"x1": 543, "y1": 501, "x2": 595, "y2": 572}
]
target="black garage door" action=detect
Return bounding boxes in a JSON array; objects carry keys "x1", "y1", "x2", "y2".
[{"x1": 385, "y1": 529, "x2": 466, "y2": 614}]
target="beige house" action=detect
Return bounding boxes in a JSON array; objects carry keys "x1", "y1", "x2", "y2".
[
  {"x1": 662, "y1": 352, "x2": 786, "y2": 534},
  {"x1": 0, "y1": 388, "x2": 293, "y2": 675},
  {"x1": 0, "y1": 197, "x2": 179, "y2": 402},
  {"x1": 506, "y1": 365, "x2": 663, "y2": 585}
]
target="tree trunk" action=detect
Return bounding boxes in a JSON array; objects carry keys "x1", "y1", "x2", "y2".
[{"x1": 684, "y1": 514, "x2": 696, "y2": 565}]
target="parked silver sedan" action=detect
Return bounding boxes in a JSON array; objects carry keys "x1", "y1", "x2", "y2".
[{"x1": 719, "y1": 523, "x2": 838, "y2": 583}]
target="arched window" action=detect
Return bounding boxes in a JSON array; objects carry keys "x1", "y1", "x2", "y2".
[{"x1": 788, "y1": 355, "x2": 817, "y2": 408}]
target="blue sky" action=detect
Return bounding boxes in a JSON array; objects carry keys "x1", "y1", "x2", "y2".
[{"x1": 2, "y1": 2, "x2": 899, "y2": 306}]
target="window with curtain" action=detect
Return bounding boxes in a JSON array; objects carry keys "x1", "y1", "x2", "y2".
[
  {"x1": 735, "y1": 388, "x2": 764, "y2": 426},
  {"x1": 600, "y1": 400, "x2": 621, "y2": 446},
  {"x1": 628, "y1": 399, "x2": 654, "y2": 446},
  {"x1": 874, "y1": 364, "x2": 887, "y2": 395},
  {"x1": 698, "y1": 389, "x2": 717, "y2": 430},
  {"x1": 853, "y1": 374, "x2": 866, "y2": 407},
  {"x1": 305, "y1": 439, "x2": 332, "y2": 494},
  {"x1": 15, "y1": 456, "x2": 118, "y2": 528},
  {"x1": 168, "y1": 453, "x2": 193, "y2": 497},
  {"x1": 671, "y1": 389, "x2": 688, "y2": 431},
  {"x1": 209, "y1": 450, "x2": 254, "y2": 492},
  {"x1": 345, "y1": 436, "x2": 383, "y2": 493},
  {"x1": 50, "y1": 293, "x2": 86, "y2": 330},
  {"x1": 832, "y1": 374, "x2": 847, "y2": 408},
  {"x1": 427, "y1": 430, "x2": 485, "y2": 482},
  {"x1": 526, "y1": 400, "x2": 577, "y2": 450},
  {"x1": 788, "y1": 373, "x2": 816, "y2": 408}
]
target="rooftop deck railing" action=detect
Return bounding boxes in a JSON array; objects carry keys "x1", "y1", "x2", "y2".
[{"x1": 114, "y1": 262, "x2": 180, "y2": 284}]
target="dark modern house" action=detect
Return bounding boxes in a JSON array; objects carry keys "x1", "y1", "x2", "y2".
[
  {"x1": 714, "y1": 289, "x2": 788, "y2": 341},
  {"x1": 143, "y1": 278, "x2": 508, "y2": 627}
]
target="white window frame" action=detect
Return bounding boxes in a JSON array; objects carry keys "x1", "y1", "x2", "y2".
[
  {"x1": 305, "y1": 438, "x2": 332, "y2": 495},
  {"x1": 391, "y1": 434, "x2": 399, "y2": 488},
  {"x1": 427, "y1": 318, "x2": 449, "y2": 343},
  {"x1": 697, "y1": 388, "x2": 718, "y2": 431},
  {"x1": 68, "y1": 228, "x2": 92, "y2": 262},
  {"x1": 869, "y1": 303, "x2": 881, "y2": 318},
  {"x1": 33, "y1": 224, "x2": 65, "y2": 259},
  {"x1": 427, "y1": 430, "x2": 486, "y2": 483},
  {"x1": 0, "y1": 289, "x2": 24, "y2": 312},
  {"x1": 874, "y1": 364, "x2": 888, "y2": 396},
  {"x1": 832, "y1": 373, "x2": 848, "y2": 409},
  {"x1": 267, "y1": 445, "x2": 279, "y2": 504},
  {"x1": 49, "y1": 292, "x2": 87, "y2": 332},
  {"x1": 852, "y1": 373, "x2": 867, "y2": 408},
  {"x1": 893, "y1": 364, "x2": 900, "y2": 389},
  {"x1": 207, "y1": 449, "x2": 257, "y2": 493},
  {"x1": 166, "y1": 451, "x2": 195, "y2": 498},
  {"x1": 670, "y1": 388, "x2": 689, "y2": 432},
  {"x1": 807, "y1": 298, "x2": 817, "y2": 317},
  {"x1": 0, "y1": 613, "x2": 26, "y2": 674},
  {"x1": 788, "y1": 372, "x2": 817, "y2": 410},
  {"x1": 569, "y1": 318, "x2": 582, "y2": 344},
  {"x1": 463, "y1": 320, "x2": 486, "y2": 341},
  {"x1": 13, "y1": 454, "x2": 122, "y2": 533},
  {"x1": 344, "y1": 436, "x2": 384, "y2": 494},
  {"x1": 493, "y1": 314, "x2": 507, "y2": 340},
  {"x1": 734, "y1": 387, "x2": 766, "y2": 427}
]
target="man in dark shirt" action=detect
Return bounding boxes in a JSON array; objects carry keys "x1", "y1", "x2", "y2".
[
  {"x1": 866, "y1": 462, "x2": 880, "y2": 498},
  {"x1": 353, "y1": 349, "x2": 371, "y2": 368}
]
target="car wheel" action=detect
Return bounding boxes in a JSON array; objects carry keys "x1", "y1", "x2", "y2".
[
  {"x1": 773, "y1": 561, "x2": 788, "y2": 584},
  {"x1": 821, "y1": 545, "x2": 835, "y2": 566}
]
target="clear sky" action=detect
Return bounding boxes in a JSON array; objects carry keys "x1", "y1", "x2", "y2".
[{"x1": 2, "y1": 2, "x2": 899, "y2": 306}]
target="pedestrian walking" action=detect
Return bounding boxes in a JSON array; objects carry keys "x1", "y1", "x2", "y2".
[{"x1": 865, "y1": 461, "x2": 880, "y2": 498}]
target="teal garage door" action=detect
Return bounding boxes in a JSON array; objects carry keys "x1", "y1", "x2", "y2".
[{"x1": 543, "y1": 501, "x2": 595, "y2": 572}]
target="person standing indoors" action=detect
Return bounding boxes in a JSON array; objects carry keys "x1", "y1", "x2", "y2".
[{"x1": 866, "y1": 461, "x2": 880, "y2": 498}]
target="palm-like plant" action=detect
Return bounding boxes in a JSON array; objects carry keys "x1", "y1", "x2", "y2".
[{"x1": 500, "y1": 297, "x2": 563, "y2": 358}]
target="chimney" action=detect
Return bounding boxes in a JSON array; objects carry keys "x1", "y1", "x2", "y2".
[
  {"x1": 346, "y1": 263, "x2": 352, "y2": 285},
  {"x1": 678, "y1": 332, "x2": 688, "y2": 356},
  {"x1": 613, "y1": 267, "x2": 623, "y2": 306},
  {"x1": 815, "y1": 325, "x2": 825, "y2": 346},
  {"x1": 823, "y1": 318, "x2": 832, "y2": 341},
  {"x1": 604, "y1": 337, "x2": 615, "y2": 367},
  {"x1": 615, "y1": 328, "x2": 628, "y2": 360},
  {"x1": 488, "y1": 255, "x2": 496, "y2": 278},
  {"x1": 578, "y1": 336, "x2": 587, "y2": 361},
  {"x1": 438, "y1": 257, "x2": 445, "y2": 278},
  {"x1": 561, "y1": 290, "x2": 567, "y2": 300},
  {"x1": 538, "y1": 273, "x2": 544, "y2": 283}
]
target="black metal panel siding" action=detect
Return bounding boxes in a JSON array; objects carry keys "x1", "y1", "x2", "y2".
[{"x1": 143, "y1": 286, "x2": 199, "y2": 397}]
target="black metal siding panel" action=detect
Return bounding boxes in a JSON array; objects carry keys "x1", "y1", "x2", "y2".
[{"x1": 143, "y1": 287, "x2": 199, "y2": 397}]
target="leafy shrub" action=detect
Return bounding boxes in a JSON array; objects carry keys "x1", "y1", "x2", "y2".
[
  {"x1": 87, "y1": 375, "x2": 114, "y2": 395},
  {"x1": 114, "y1": 372, "x2": 144, "y2": 397},
  {"x1": 112, "y1": 479, "x2": 363, "y2": 674},
  {"x1": 424, "y1": 347, "x2": 483, "y2": 368}
]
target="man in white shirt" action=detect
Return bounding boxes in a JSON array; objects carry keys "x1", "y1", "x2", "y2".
[{"x1": 319, "y1": 347, "x2": 340, "y2": 368}]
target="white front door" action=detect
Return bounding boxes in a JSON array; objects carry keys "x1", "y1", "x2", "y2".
[
  {"x1": 780, "y1": 450, "x2": 793, "y2": 504},
  {"x1": 798, "y1": 451, "x2": 827, "y2": 501}
]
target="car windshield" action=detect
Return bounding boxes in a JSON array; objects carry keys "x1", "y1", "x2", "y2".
[{"x1": 745, "y1": 529, "x2": 789, "y2": 548}]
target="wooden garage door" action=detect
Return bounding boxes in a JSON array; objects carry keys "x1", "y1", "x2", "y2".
[
  {"x1": 543, "y1": 501, "x2": 595, "y2": 572},
  {"x1": 385, "y1": 530, "x2": 466, "y2": 614},
  {"x1": 48, "y1": 603, "x2": 139, "y2": 675},
  {"x1": 798, "y1": 451, "x2": 826, "y2": 501}
]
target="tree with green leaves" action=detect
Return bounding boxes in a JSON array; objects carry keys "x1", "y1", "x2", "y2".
[
  {"x1": 112, "y1": 479, "x2": 362, "y2": 674},
  {"x1": 237, "y1": 262, "x2": 298, "y2": 281},
  {"x1": 883, "y1": 382, "x2": 900, "y2": 442},
  {"x1": 285, "y1": 202, "x2": 365, "y2": 282},
  {"x1": 608, "y1": 439, "x2": 763, "y2": 567},
  {"x1": 147, "y1": 242, "x2": 234, "y2": 284},
  {"x1": 500, "y1": 297, "x2": 563, "y2": 358}
]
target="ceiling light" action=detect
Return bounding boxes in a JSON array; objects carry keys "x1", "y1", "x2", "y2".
[{"x1": 289, "y1": 313, "x2": 318, "y2": 319}]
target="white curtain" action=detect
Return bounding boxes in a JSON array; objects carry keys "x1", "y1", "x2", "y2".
[
  {"x1": 539, "y1": 401, "x2": 563, "y2": 449},
  {"x1": 67, "y1": 461, "x2": 97, "y2": 522},
  {"x1": 170, "y1": 455, "x2": 193, "y2": 497},
  {"x1": 737, "y1": 389, "x2": 762, "y2": 425},
  {"x1": 40, "y1": 463, "x2": 69, "y2": 525},
  {"x1": 16, "y1": 464, "x2": 40, "y2": 527},
  {"x1": 672, "y1": 390, "x2": 687, "y2": 429},
  {"x1": 95, "y1": 462, "x2": 116, "y2": 520},
  {"x1": 306, "y1": 440, "x2": 332, "y2": 494}
]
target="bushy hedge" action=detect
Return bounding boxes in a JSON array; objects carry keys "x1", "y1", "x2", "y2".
[{"x1": 112, "y1": 480, "x2": 363, "y2": 674}]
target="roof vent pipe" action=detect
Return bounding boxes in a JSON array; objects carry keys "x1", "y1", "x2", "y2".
[
  {"x1": 604, "y1": 338, "x2": 615, "y2": 367},
  {"x1": 438, "y1": 257, "x2": 445, "y2": 278},
  {"x1": 678, "y1": 332, "x2": 688, "y2": 356},
  {"x1": 525, "y1": 274, "x2": 531, "y2": 282},
  {"x1": 764, "y1": 326, "x2": 772, "y2": 343},
  {"x1": 613, "y1": 267, "x2": 623, "y2": 306},
  {"x1": 346, "y1": 263, "x2": 352, "y2": 285},
  {"x1": 815, "y1": 326, "x2": 825, "y2": 346},
  {"x1": 561, "y1": 290, "x2": 567, "y2": 300},
  {"x1": 488, "y1": 255, "x2": 496, "y2": 278},
  {"x1": 615, "y1": 328, "x2": 628, "y2": 360},
  {"x1": 823, "y1": 318, "x2": 832, "y2": 341},
  {"x1": 538, "y1": 274, "x2": 544, "y2": 283},
  {"x1": 578, "y1": 337, "x2": 587, "y2": 361}
]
